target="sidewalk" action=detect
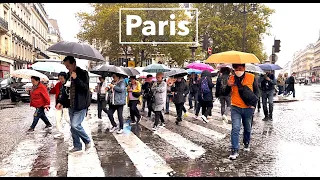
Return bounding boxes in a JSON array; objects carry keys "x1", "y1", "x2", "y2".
[{"x1": 273, "y1": 96, "x2": 299, "y2": 103}]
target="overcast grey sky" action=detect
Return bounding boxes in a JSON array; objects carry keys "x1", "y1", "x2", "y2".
[{"x1": 44, "y1": 3, "x2": 320, "y2": 67}]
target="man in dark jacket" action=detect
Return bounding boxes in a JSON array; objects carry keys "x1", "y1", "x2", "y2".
[
  {"x1": 284, "y1": 72, "x2": 296, "y2": 98},
  {"x1": 260, "y1": 71, "x2": 276, "y2": 121},
  {"x1": 215, "y1": 67, "x2": 231, "y2": 121},
  {"x1": 188, "y1": 73, "x2": 199, "y2": 111},
  {"x1": 27, "y1": 76, "x2": 52, "y2": 132},
  {"x1": 197, "y1": 70, "x2": 214, "y2": 123},
  {"x1": 56, "y1": 56, "x2": 91, "y2": 153},
  {"x1": 142, "y1": 75, "x2": 154, "y2": 118},
  {"x1": 171, "y1": 76, "x2": 189, "y2": 125}
]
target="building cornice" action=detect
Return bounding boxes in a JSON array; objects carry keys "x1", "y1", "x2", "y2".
[
  {"x1": 11, "y1": 10, "x2": 32, "y2": 31},
  {"x1": 31, "y1": 4, "x2": 48, "y2": 29},
  {"x1": 20, "y1": 3, "x2": 31, "y2": 15}
]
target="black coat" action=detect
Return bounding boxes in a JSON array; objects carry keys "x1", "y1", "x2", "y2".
[
  {"x1": 189, "y1": 76, "x2": 199, "y2": 94},
  {"x1": 215, "y1": 73, "x2": 231, "y2": 97},
  {"x1": 198, "y1": 70, "x2": 214, "y2": 102},
  {"x1": 171, "y1": 79, "x2": 189, "y2": 104},
  {"x1": 60, "y1": 67, "x2": 91, "y2": 111},
  {"x1": 286, "y1": 76, "x2": 295, "y2": 92}
]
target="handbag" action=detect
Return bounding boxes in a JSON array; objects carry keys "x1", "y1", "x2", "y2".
[
  {"x1": 236, "y1": 74, "x2": 258, "y2": 107},
  {"x1": 132, "y1": 92, "x2": 141, "y2": 98}
]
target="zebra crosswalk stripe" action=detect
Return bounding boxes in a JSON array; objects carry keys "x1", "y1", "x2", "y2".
[
  {"x1": 111, "y1": 123, "x2": 174, "y2": 177},
  {"x1": 139, "y1": 119, "x2": 206, "y2": 159}
]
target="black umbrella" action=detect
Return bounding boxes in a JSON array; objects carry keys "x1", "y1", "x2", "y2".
[
  {"x1": 121, "y1": 67, "x2": 140, "y2": 76},
  {"x1": 90, "y1": 65, "x2": 128, "y2": 77},
  {"x1": 164, "y1": 68, "x2": 188, "y2": 77},
  {"x1": 46, "y1": 41, "x2": 105, "y2": 62}
]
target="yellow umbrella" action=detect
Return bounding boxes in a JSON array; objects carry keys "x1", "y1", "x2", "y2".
[{"x1": 204, "y1": 51, "x2": 260, "y2": 64}]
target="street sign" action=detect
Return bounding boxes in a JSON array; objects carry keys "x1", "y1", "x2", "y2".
[
  {"x1": 128, "y1": 60, "x2": 135, "y2": 67},
  {"x1": 208, "y1": 47, "x2": 212, "y2": 55}
]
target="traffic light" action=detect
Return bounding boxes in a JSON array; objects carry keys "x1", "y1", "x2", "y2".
[
  {"x1": 200, "y1": 34, "x2": 209, "y2": 51},
  {"x1": 274, "y1": 40, "x2": 281, "y2": 53}
]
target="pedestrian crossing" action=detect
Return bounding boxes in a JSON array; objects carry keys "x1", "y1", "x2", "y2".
[{"x1": 0, "y1": 104, "x2": 236, "y2": 177}]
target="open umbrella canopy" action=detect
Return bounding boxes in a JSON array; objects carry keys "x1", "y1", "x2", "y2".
[
  {"x1": 164, "y1": 68, "x2": 188, "y2": 77},
  {"x1": 31, "y1": 62, "x2": 68, "y2": 73},
  {"x1": 205, "y1": 51, "x2": 260, "y2": 64},
  {"x1": 186, "y1": 68, "x2": 202, "y2": 74},
  {"x1": 121, "y1": 67, "x2": 140, "y2": 76},
  {"x1": 257, "y1": 64, "x2": 282, "y2": 71},
  {"x1": 245, "y1": 63, "x2": 265, "y2": 74},
  {"x1": 11, "y1": 69, "x2": 49, "y2": 82},
  {"x1": 90, "y1": 65, "x2": 128, "y2": 77},
  {"x1": 142, "y1": 64, "x2": 170, "y2": 73},
  {"x1": 186, "y1": 62, "x2": 214, "y2": 71},
  {"x1": 46, "y1": 41, "x2": 105, "y2": 62}
]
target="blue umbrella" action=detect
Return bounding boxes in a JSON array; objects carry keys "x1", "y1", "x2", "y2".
[
  {"x1": 142, "y1": 64, "x2": 170, "y2": 73},
  {"x1": 257, "y1": 64, "x2": 282, "y2": 71},
  {"x1": 187, "y1": 68, "x2": 202, "y2": 74}
]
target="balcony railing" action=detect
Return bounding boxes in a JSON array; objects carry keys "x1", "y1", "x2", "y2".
[{"x1": 0, "y1": 17, "x2": 9, "y2": 32}]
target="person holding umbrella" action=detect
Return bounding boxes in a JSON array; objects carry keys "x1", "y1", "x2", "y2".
[
  {"x1": 56, "y1": 56, "x2": 92, "y2": 153},
  {"x1": 171, "y1": 75, "x2": 189, "y2": 125},
  {"x1": 27, "y1": 76, "x2": 52, "y2": 132},
  {"x1": 127, "y1": 76, "x2": 142, "y2": 125},
  {"x1": 95, "y1": 77, "x2": 108, "y2": 119},
  {"x1": 151, "y1": 72, "x2": 167, "y2": 131},
  {"x1": 106, "y1": 73, "x2": 126, "y2": 134},
  {"x1": 260, "y1": 71, "x2": 276, "y2": 121}
]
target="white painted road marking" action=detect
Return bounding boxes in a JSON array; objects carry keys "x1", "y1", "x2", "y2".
[
  {"x1": 139, "y1": 119, "x2": 206, "y2": 159},
  {"x1": 67, "y1": 120, "x2": 105, "y2": 177},
  {"x1": 0, "y1": 134, "x2": 44, "y2": 177},
  {"x1": 112, "y1": 124, "x2": 174, "y2": 177}
]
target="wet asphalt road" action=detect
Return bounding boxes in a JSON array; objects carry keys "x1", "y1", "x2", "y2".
[{"x1": 0, "y1": 85, "x2": 320, "y2": 177}]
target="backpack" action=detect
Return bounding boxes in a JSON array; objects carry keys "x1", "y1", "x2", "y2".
[
  {"x1": 219, "y1": 75, "x2": 230, "y2": 96},
  {"x1": 201, "y1": 77, "x2": 211, "y2": 94}
]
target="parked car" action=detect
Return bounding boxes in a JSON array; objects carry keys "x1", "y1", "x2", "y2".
[
  {"x1": 0, "y1": 78, "x2": 12, "y2": 100},
  {"x1": 8, "y1": 78, "x2": 32, "y2": 103}
]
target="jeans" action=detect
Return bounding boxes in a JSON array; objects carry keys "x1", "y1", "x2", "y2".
[
  {"x1": 175, "y1": 103, "x2": 184, "y2": 121},
  {"x1": 188, "y1": 92, "x2": 198, "y2": 110},
  {"x1": 129, "y1": 100, "x2": 141, "y2": 122},
  {"x1": 142, "y1": 98, "x2": 147, "y2": 112},
  {"x1": 154, "y1": 111, "x2": 164, "y2": 126},
  {"x1": 107, "y1": 105, "x2": 124, "y2": 129},
  {"x1": 97, "y1": 99, "x2": 108, "y2": 119},
  {"x1": 68, "y1": 108, "x2": 91, "y2": 150},
  {"x1": 261, "y1": 90, "x2": 274, "y2": 117},
  {"x1": 30, "y1": 107, "x2": 52, "y2": 129},
  {"x1": 230, "y1": 106, "x2": 254, "y2": 150},
  {"x1": 277, "y1": 85, "x2": 284, "y2": 95},
  {"x1": 219, "y1": 96, "x2": 231, "y2": 116}
]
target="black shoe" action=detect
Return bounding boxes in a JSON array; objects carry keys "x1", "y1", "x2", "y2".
[
  {"x1": 175, "y1": 121, "x2": 179, "y2": 125},
  {"x1": 165, "y1": 112, "x2": 169, "y2": 115},
  {"x1": 137, "y1": 116, "x2": 142, "y2": 123},
  {"x1": 257, "y1": 109, "x2": 260, "y2": 113},
  {"x1": 262, "y1": 117, "x2": 269, "y2": 121},
  {"x1": 269, "y1": 116, "x2": 273, "y2": 121},
  {"x1": 27, "y1": 128, "x2": 34, "y2": 132},
  {"x1": 45, "y1": 124, "x2": 52, "y2": 129}
]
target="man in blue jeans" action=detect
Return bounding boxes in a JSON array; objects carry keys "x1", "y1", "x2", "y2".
[
  {"x1": 227, "y1": 64, "x2": 259, "y2": 160},
  {"x1": 56, "y1": 56, "x2": 91, "y2": 153}
]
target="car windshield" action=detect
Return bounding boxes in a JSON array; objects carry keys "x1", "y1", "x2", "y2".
[{"x1": 0, "y1": 79, "x2": 8, "y2": 85}]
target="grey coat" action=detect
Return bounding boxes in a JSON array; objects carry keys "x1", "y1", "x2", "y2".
[{"x1": 151, "y1": 80, "x2": 167, "y2": 111}]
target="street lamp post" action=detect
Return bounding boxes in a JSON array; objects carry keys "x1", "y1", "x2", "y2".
[
  {"x1": 189, "y1": 43, "x2": 198, "y2": 62},
  {"x1": 233, "y1": 3, "x2": 257, "y2": 52}
]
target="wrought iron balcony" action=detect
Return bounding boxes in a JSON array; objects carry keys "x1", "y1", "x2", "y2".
[{"x1": 0, "y1": 17, "x2": 9, "y2": 33}]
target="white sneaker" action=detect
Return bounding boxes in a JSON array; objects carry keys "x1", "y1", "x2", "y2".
[
  {"x1": 53, "y1": 134, "x2": 64, "y2": 139},
  {"x1": 116, "y1": 129, "x2": 123, "y2": 134},
  {"x1": 109, "y1": 126, "x2": 117, "y2": 133},
  {"x1": 222, "y1": 115, "x2": 227, "y2": 120},
  {"x1": 201, "y1": 115, "x2": 208, "y2": 123},
  {"x1": 152, "y1": 125, "x2": 158, "y2": 131}
]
